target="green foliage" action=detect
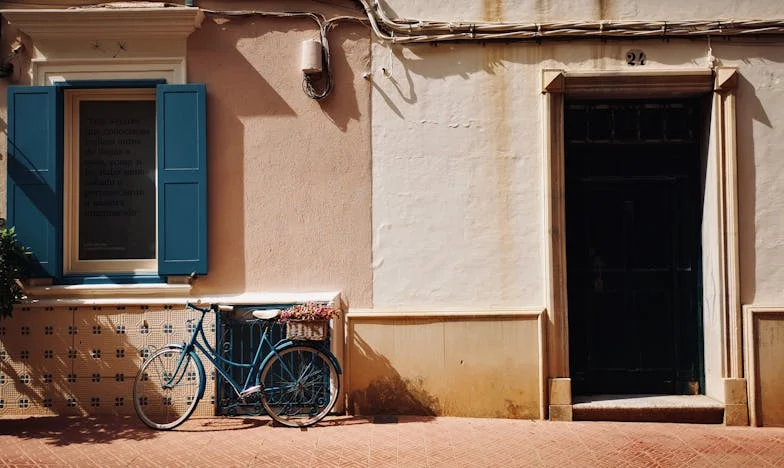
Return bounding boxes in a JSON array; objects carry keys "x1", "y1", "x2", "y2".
[{"x1": 0, "y1": 228, "x2": 30, "y2": 318}]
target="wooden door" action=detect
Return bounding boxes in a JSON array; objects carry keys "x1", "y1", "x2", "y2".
[{"x1": 565, "y1": 100, "x2": 703, "y2": 395}]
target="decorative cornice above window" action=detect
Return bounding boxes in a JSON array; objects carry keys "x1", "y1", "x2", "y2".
[{"x1": 1, "y1": 6, "x2": 204, "y2": 40}]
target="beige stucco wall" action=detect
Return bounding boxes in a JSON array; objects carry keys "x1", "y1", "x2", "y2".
[
  {"x1": 1, "y1": 0, "x2": 784, "y2": 423},
  {"x1": 0, "y1": 1, "x2": 374, "y2": 418},
  {"x1": 184, "y1": 10, "x2": 373, "y2": 306},
  {"x1": 0, "y1": 1, "x2": 374, "y2": 308}
]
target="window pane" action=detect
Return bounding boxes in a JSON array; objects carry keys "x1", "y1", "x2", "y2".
[{"x1": 79, "y1": 100, "x2": 156, "y2": 261}]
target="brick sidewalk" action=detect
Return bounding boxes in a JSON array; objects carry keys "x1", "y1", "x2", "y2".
[{"x1": 0, "y1": 415, "x2": 783, "y2": 467}]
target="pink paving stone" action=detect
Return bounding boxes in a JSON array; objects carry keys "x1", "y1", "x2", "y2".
[{"x1": 0, "y1": 416, "x2": 783, "y2": 467}]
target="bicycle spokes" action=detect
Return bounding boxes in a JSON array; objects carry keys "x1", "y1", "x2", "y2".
[
  {"x1": 260, "y1": 346, "x2": 339, "y2": 426},
  {"x1": 134, "y1": 348, "x2": 204, "y2": 430}
]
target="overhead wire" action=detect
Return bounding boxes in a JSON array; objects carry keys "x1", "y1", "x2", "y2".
[
  {"x1": 6, "y1": 0, "x2": 784, "y2": 98},
  {"x1": 196, "y1": 7, "x2": 365, "y2": 100},
  {"x1": 355, "y1": 0, "x2": 784, "y2": 43}
]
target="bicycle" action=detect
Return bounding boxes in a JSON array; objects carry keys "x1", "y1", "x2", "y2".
[{"x1": 133, "y1": 302, "x2": 341, "y2": 430}]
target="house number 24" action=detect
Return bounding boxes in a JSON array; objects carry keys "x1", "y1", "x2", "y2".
[{"x1": 626, "y1": 49, "x2": 646, "y2": 66}]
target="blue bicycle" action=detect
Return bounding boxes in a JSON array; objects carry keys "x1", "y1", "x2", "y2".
[{"x1": 133, "y1": 302, "x2": 341, "y2": 430}]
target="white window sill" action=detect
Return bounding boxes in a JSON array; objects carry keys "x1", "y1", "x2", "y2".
[
  {"x1": 189, "y1": 292, "x2": 343, "y2": 307},
  {"x1": 21, "y1": 286, "x2": 342, "y2": 308},
  {"x1": 22, "y1": 282, "x2": 192, "y2": 306}
]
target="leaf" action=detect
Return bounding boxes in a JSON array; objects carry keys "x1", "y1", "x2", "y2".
[{"x1": 0, "y1": 228, "x2": 31, "y2": 319}]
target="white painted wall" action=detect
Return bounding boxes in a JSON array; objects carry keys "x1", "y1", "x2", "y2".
[
  {"x1": 702, "y1": 95, "x2": 724, "y2": 401},
  {"x1": 371, "y1": 43, "x2": 545, "y2": 307},
  {"x1": 371, "y1": 33, "x2": 784, "y2": 309},
  {"x1": 736, "y1": 46, "x2": 784, "y2": 305}
]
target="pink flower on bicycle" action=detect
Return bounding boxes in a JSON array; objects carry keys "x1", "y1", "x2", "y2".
[{"x1": 278, "y1": 302, "x2": 340, "y2": 322}]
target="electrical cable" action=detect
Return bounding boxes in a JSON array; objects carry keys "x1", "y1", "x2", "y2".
[
  {"x1": 355, "y1": 0, "x2": 784, "y2": 43},
  {"x1": 197, "y1": 8, "x2": 355, "y2": 100},
  {"x1": 6, "y1": 0, "x2": 784, "y2": 99}
]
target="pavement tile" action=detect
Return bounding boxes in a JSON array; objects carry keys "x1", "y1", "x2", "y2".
[{"x1": 1, "y1": 415, "x2": 784, "y2": 467}]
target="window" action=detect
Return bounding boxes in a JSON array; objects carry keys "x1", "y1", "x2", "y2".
[
  {"x1": 65, "y1": 88, "x2": 157, "y2": 275},
  {"x1": 7, "y1": 83, "x2": 207, "y2": 282}
]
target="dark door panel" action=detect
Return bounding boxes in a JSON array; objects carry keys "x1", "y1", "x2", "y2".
[{"x1": 566, "y1": 100, "x2": 703, "y2": 396}]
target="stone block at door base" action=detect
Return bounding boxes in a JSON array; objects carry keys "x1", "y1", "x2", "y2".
[
  {"x1": 549, "y1": 405, "x2": 573, "y2": 421},
  {"x1": 724, "y1": 403, "x2": 749, "y2": 426},
  {"x1": 723, "y1": 378, "x2": 748, "y2": 405},
  {"x1": 549, "y1": 378, "x2": 572, "y2": 405}
]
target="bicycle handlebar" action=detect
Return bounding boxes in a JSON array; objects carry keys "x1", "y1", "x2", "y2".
[{"x1": 186, "y1": 302, "x2": 234, "y2": 313}]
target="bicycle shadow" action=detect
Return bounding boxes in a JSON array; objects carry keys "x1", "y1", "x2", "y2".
[
  {"x1": 189, "y1": 415, "x2": 378, "y2": 430},
  {"x1": 158, "y1": 416, "x2": 271, "y2": 432}
]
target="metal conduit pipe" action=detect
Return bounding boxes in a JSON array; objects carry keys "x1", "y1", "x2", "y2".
[
  {"x1": 354, "y1": 0, "x2": 784, "y2": 43},
  {"x1": 32, "y1": 1, "x2": 784, "y2": 42},
  {"x1": 149, "y1": 0, "x2": 784, "y2": 98}
]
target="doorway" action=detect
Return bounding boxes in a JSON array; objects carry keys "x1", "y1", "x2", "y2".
[{"x1": 565, "y1": 99, "x2": 704, "y2": 396}]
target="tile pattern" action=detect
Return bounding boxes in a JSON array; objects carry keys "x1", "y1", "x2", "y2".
[
  {"x1": 0, "y1": 416, "x2": 783, "y2": 467},
  {"x1": 0, "y1": 305, "x2": 215, "y2": 418}
]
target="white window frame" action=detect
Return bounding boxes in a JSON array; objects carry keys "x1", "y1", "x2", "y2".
[{"x1": 63, "y1": 87, "x2": 158, "y2": 275}]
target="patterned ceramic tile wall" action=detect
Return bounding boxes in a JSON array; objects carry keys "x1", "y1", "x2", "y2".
[{"x1": 0, "y1": 305, "x2": 216, "y2": 417}]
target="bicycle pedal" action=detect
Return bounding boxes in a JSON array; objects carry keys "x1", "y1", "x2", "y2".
[{"x1": 239, "y1": 385, "x2": 261, "y2": 398}]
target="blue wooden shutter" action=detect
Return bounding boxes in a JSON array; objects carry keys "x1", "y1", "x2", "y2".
[
  {"x1": 157, "y1": 84, "x2": 207, "y2": 276},
  {"x1": 7, "y1": 86, "x2": 60, "y2": 277}
]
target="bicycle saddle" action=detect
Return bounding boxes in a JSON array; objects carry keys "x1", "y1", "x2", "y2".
[{"x1": 251, "y1": 309, "x2": 281, "y2": 320}]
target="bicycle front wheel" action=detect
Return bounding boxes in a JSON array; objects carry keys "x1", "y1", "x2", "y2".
[
  {"x1": 260, "y1": 346, "x2": 340, "y2": 427},
  {"x1": 133, "y1": 346, "x2": 204, "y2": 430}
]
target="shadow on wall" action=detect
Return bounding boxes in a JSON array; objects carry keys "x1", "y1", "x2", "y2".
[
  {"x1": 348, "y1": 332, "x2": 437, "y2": 419},
  {"x1": 0, "y1": 306, "x2": 214, "y2": 424},
  {"x1": 184, "y1": 14, "x2": 370, "y2": 296},
  {"x1": 187, "y1": 12, "x2": 365, "y2": 125},
  {"x1": 317, "y1": 25, "x2": 368, "y2": 131},
  {"x1": 733, "y1": 72, "x2": 768, "y2": 305},
  {"x1": 0, "y1": 306, "x2": 137, "y2": 418}
]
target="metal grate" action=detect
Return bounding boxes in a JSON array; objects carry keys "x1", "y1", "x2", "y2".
[
  {"x1": 566, "y1": 102, "x2": 696, "y2": 144},
  {"x1": 215, "y1": 307, "x2": 283, "y2": 416},
  {"x1": 215, "y1": 307, "x2": 334, "y2": 416}
]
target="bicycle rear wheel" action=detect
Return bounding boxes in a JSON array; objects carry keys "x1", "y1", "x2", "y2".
[
  {"x1": 260, "y1": 345, "x2": 339, "y2": 427},
  {"x1": 133, "y1": 346, "x2": 204, "y2": 430}
]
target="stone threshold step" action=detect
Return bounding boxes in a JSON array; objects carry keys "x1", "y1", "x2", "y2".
[{"x1": 572, "y1": 394, "x2": 724, "y2": 424}]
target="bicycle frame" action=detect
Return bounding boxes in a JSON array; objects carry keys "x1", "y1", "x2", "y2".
[
  {"x1": 167, "y1": 303, "x2": 273, "y2": 398},
  {"x1": 165, "y1": 303, "x2": 340, "y2": 402}
]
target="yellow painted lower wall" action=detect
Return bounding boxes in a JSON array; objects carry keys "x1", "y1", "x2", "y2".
[
  {"x1": 17, "y1": 303, "x2": 784, "y2": 426},
  {"x1": 346, "y1": 311, "x2": 544, "y2": 419},
  {"x1": 745, "y1": 306, "x2": 784, "y2": 427},
  {"x1": 0, "y1": 305, "x2": 215, "y2": 417}
]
